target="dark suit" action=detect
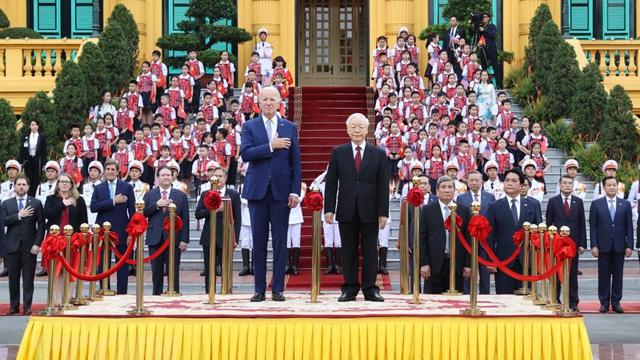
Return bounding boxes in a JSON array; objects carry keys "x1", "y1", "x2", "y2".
[
  {"x1": 546, "y1": 194, "x2": 586, "y2": 308},
  {"x1": 442, "y1": 26, "x2": 465, "y2": 76},
  {"x1": 407, "y1": 195, "x2": 438, "y2": 290},
  {"x1": 478, "y1": 23, "x2": 500, "y2": 85},
  {"x1": 457, "y1": 190, "x2": 496, "y2": 294},
  {"x1": 1, "y1": 196, "x2": 45, "y2": 311},
  {"x1": 90, "y1": 180, "x2": 136, "y2": 294},
  {"x1": 18, "y1": 133, "x2": 47, "y2": 197},
  {"x1": 486, "y1": 196, "x2": 542, "y2": 294},
  {"x1": 419, "y1": 201, "x2": 471, "y2": 294},
  {"x1": 589, "y1": 197, "x2": 634, "y2": 308},
  {"x1": 240, "y1": 115, "x2": 301, "y2": 294},
  {"x1": 143, "y1": 187, "x2": 190, "y2": 295},
  {"x1": 43, "y1": 195, "x2": 88, "y2": 231},
  {"x1": 0, "y1": 211, "x2": 5, "y2": 258},
  {"x1": 325, "y1": 143, "x2": 389, "y2": 296},
  {"x1": 195, "y1": 187, "x2": 241, "y2": 293}
]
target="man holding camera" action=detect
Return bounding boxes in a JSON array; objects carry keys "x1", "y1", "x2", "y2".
[{"x1": 477, "y1": 12, "x2": 500, "y2": 87}]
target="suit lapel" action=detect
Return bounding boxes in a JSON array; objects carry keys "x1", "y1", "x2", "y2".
[
  {"x1": 519, "y1": 198, "x2": 530, "y2": 226},
  {"x1": 256, "y1": 115, "x2": 270, "y2": 144},
  {"x1": 357, "y1": 143, "x2": 372, "y2": 176}
]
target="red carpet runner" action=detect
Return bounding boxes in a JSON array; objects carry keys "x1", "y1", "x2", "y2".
[{"x1": 284, "y1": 86, "x2": 390, "y2": 289}]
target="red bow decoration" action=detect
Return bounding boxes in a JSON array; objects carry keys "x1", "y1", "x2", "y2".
[
  {"x1": 553, "y1": 235, "x2": 577, "y2": 261},
  {"x1": 126, "y1": 212, "x2": 149, "y2": 238},
  {"x1": 41, "y1": 234, "x2": 66, "y2": 269},
  {"x1": 406, "y1": 188, "x2": 425, "y2": 208},
  {"x1": 163, "y1": 215, "x2": 184, "y2": 232},
  {"x1": 443, "y1": 214, "x2": 463, "y2": 231},
  {"x1": 530, "y1": 232, "x2": 540, "y2": 249},
  {"x1": 71, "y1": 232, "x2": 90, "y2": 249},
  {"x1": 304, "y1": 191, "x2": 324, "y2": 212},
  {"x1": 203, "y1": 190, "x2": 222, "y2": 211},
  {"x1": 512, "y1": 228, "x2": 525, "y2": 247},
  {"x1": 98, "y1": 228, "x2": 119, "y2": 246},
  {"x1": 469, "y1": 215, "x2": 492, "y2": 241}
]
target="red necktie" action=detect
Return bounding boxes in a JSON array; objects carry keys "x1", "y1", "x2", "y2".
[
  {"x1": 354, "y1": 146, "x2": 362, "y2": 172},
  {"x1": 162, "y1": 190, "x2": 168, "y2": 213},
  {"x1": 563, "y1": 197, "x2": 570, "y2": 217}
]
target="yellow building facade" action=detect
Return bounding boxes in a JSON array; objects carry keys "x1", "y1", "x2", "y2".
[{"x1": 2, "y1": 0, "x2": 640, "y2": 112}]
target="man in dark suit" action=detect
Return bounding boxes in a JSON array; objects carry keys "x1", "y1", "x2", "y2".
[
  {"x1": 419, "y1": 176, "x2": 471, "y2": 294},
  {"x1": 486, "y1": 168, "x2": 542, "y2": 294},
  {"x1": 240, "y1": 87, "x2": 301, "y2": 302},
  {"x1": 0, "y1": 175, "x2": 45, "y2": 315},
  {"x1": 546, "y1": 175, "x2": 586, "y2": 311},
  {"x1": 457, "y1": 170, "x2": 495, "y2": 294},
  {"x1": 590, "y1": 176, "x2": 634, "y2": 313},
  {"x1": 143, "y1": 166, "x2": 190, "y2": 295},
  {"x1": 407, "y1": 174, "x2": 438, "y2": 288},
  {"x1": 90, "y1": 159, "x2": 136, "y2": 294},
  {"x1": 325, "y1": 113, "x2": 389, "y2": 302},
  {"x1": 18, "y1": 121, "x2": 47, "y2": 197},
  {"x1": 477, "y1": 12, "x2": 501, "y2": 86},
  {"x1": 442, "y1": 16, "x2": 465, "y2": 77},
  {"x1": 195, "y1": 166, "x2": 241, "y2": 294}
]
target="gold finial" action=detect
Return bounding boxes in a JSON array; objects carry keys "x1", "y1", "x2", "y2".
[
  {"x1": 559, "y1": 226, "x2": 571, "y2": 237},
  {"x1": 49, "y1": 224, "x2": 61, "y2": 235},
  {"x1": 412, "y1": 176, "x2": 420, "y2": 186},
  {"x1": 210, "y1": 175, "x2": 219, "y2": 186},
  {"x1": 168, "y1": 203, "x2": 177, "y2": 213},
  {"x1": 471, "y1": 201, "x2": 481, "y2": 215},
  {"x1": 91, "y1": 224, "x2": 101, "y2": 233},
  {"x1": 538, "y1": 223, "x2": 547, "y2": 232},
  {"x1": 548, "y1": 225, "x2": 558, "y2": 236},
  {"x1": 80, "y1": 223, "x2": 90, "y2": 233},
  {"x1": 102, "y1": 222, "x2": 112, "y2": 231},
  {"x1": 447, "y1": 202, "x2": 458, "y2": 213},
  {"x1": 63, "y1": 225, "x2": 74, "y2": 235},
  {"x1": 523, "y1": 222, "x2": 531, "y2": 231},
  {"x1": 135, "y1": 200, "x2": 145, "y2": 211},
  {"x1": 529, "y1": 223, "x2": 538, "y2": 232}
]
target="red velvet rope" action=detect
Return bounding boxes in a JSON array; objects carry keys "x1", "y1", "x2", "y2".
[
  {"x1": 111, "y1": 235, "x2": 171, "y2": 265},
  {"x1": 57, "y1": 233, "x2": 136, "y2": 281},
  {"x1": 457, "y1": 227, "x2": 522, "y2": 267}
]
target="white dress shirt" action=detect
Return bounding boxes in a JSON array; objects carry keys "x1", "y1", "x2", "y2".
[
  {"x1": 504, "y1": 194, "x2": 521, "y2": 221},
  {"x1": 29, "y1": 132, "x2": 38, "y2": 156},
  {"x1": 351, "y1": 142, "x2": 366, "y2": 158}
]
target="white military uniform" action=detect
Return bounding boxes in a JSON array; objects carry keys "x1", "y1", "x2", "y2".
[
  {"x1": 378, "y1": 217, "x2": 392, "y2": 247},
  {"x1": 554, "y1": 178, "x2": 587, "y2": 200},
  {"x1": 313, "y1": 171, "x2": 341, "y2": 248},
  {"x1": 484, "y1": 178, "x2": 505, "y2": 199},
  {"x1": 129, "y1": 179, "x2": 149, "y2": 202},
  {"x1": 592, "y1": 182, "x2": 625, "y2": 201},
  {"x1": 527, "y1": 178, "x2": 545, "y2": 203},
  {"x1": 82, "y1": 180, "x2": 102, "y2": 225},
  {"x1": 254, "y1": 39, "x2": 273, "y2": 78},
  {"x1": 454, "y1": 179, "x2": 468, "y2": 199},
  {"x1": 239, "y1": 189, "x2": 253, "y2": 250},
  {"x1": 287, "y1": 189, "x2": 305, "y2": 248},
  {"x1": 172, "y1": 180, "x2": 189, "y2": 194},
  {"x1": 0, "y1": 180, "x2": 15, "y2": 203},
  {"x1": 627, "y1": 180, "x2": 639, "y2": 222},
  {"x1": 35, "y1": 181, "x2": 57, "y2": 206}
]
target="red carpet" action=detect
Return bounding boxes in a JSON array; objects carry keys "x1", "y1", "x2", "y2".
[
  {"x1": 0, "y1": 303, "x2": 45, "y2": 316},
  {"x1": 578, "y1": 301, "x2": 640, "y2": 314},
  {"x1": 284, "y1": 271, "x2": 392, "y2": 291}
]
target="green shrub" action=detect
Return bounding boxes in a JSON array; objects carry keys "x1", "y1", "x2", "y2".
[
  {"x1": 546, "y1": 41, "x2": 580, "y2": 120},
  {"x1": 503, "y1": 64, "x2": 527, "y2": 89},
  {"x1": 523, "y1": 96, "x2": 552, "y2": 124},
  {"x1": 418, "y1": 24, "x2": 448, "y2": 41},
  {"x1": 572, "y1": 143, "x2": 607, "y2": 181},
  {"x1": 0, "y1": 27, "x2": 43, "y2": 39},
  {"x1": 570, "y1": 63, "x2": 607, "y2": 141},
  {"x1": 78, "y1": 42, "x2": 108, "y2": 106},
  {"x1": 0, "y1": 8, "x2": 9, "y2": 28},
  {"x1": 0, "y1": 98, "x2": 18, "y2": 165},
  {"x1": 545, "y1": 119, "x2": 578, "y2": 154},
  {"x1": 53, "y1": 61, "x2": 89, "y2": 140},
  {"x1": 21, "y1": 92, "x2": 61, "y2": 158},
  {"x1": 598, "y1": 85, "x2": 639, "y2": 162},
  {"x1": 106, "y1": 4, "x2": 139, "y2": 78},
  {"x1": 524, "y1": 4, "x2": 552, "y2": 70},
  {"x1": 511, "y1": 76, "x2": 535, "y2": 105},
  {"x1": 99, "y1": 22, "x2": 130, "y2": 94},
  {"x1": 532, "y1": 21, "x2": 563, "y2": 94}
]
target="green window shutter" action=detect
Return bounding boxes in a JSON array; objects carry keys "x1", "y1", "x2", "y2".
[
  {"x1": 33, "y1": 0, "x2": 61, "y2": 38},
  {"x1": 567, "y1": 0, "x2": 593, "y2": 38},
  {"x1": 431, "y1": 0, "x2": 448, "y2": 25},
  {"x1": 603, "y1": 0, "x2": 630, "y2": 39},
  {"x1": 71, "y1": 0, "x2": 94, "y2": 38}
]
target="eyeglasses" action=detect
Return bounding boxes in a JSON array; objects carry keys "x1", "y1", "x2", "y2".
[{"x1": 58, "y1": 180, "x2": 72, "y2": 184}]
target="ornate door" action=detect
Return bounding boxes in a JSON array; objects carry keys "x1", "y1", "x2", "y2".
[{"x1": 297, "y1": 0, "x2": 367, "y2": 85}]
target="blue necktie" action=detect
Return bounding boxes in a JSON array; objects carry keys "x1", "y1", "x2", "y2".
[
  {"x1": 511, "y1": 199, "x2": 518, "y2": 224},
  {"x1": 109, "y1": 182, "x2": 115, "y2": 199},
  {"x1": 609, "y1": 200, "x2": 616, "y2": 221},
  {"x1": 18, "y1": 198, "x2": 24, "y2": 211},
  {"x1": 443, "y1": 206, "x2": 451, "y2": 253}
]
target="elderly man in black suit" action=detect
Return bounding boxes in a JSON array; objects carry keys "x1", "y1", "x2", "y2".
[
  {"x1": 546, "y1": 175, "x2": 586, "y2": 311},
  {"x1": 324, "y1": 113, "x2": 389, "y2": 302},
  {"x1": 0, "y1": 175, "x2": 45, "y2": 315},
  {"x1": 419, "y1": 175, "x2": 471, "y2": 294}
]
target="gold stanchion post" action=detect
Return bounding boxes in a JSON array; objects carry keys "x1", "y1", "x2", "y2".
[
  {"x1": 88, "y1": 224, "x2": 102, "y2": 301},
  {"x1": 399, "y1": 200, "x2": 410, "y2": 295},
  {"x1": 72, "y1": 223, "x2": 90, "y2": 305},
  {"x1": 39, "y1": 225, "x2": 63, "y2": 316},
  {"x1": 412, "y1": 202, "x2": 421, "y2": 304},
  {"x1": 556, "y1": 226, "x2": 577, "y2": 316},
  {"x1": 221, "y1": 198, "x2": 233, "y2": 294},
  {"x1": 515, "y1": 222, "x2": 531, "y2": 295},
  {"x1": 163, "y1": 203, "x2": 180, "y2": 296},
  {"x1": 537, "y1": 223, "x2": 548, "y2": 306},
  {"x1": 545, "y1": 226, "x2": 561, "y2": 310},
  {"x1": 60, "y1": 225, "x2": 77, "y2": 310},
  {"x1": 462, "y1": 202, "x2": 485, "y2": 315},
  {"x1": 311, "y1": 193, "x2": 322, "y2": 303},
  {"x1": 206, "y1": 176, "x2": 219, "y2": 304},
  {"x1": 98, "y1": 222, "x2": 116, "y2": 296},
  {"x1": 128, "y1": 200, "x2": 151, "y2": 315},
  {"x1": 443, "y1": 202, "x2": 461, "y2": 296}
]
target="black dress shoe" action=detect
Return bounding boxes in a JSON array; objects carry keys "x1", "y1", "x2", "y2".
[
  {"x1": 291, "y1": 265, "x2": 299, "y2": 275},
  {"x1": 599, "y1": 305, "x2": 609, "y2": 313},
  {"x1": 613, "y1": 306, "x2": 624, "y2": 314},
  {"x1": 200, "y1": 271, "x2": 205, "y2": 276},
  {"x1": 364, "y1": 291, "x2": 385, "y2": 302},
  {"x1": 338, "y1": 292, "x2": 356, "y2": 302},
  {"x1": 129, "y1": 266, "x2": 136, "y2": 276},
  {"x1": 271, "y1": 292, "x2": 286, "y2": 301},
  {"x1": 6, "y1": 308, "x2": 19, "y2": 315},
  {"x1": 238, "y1": 267, "x2": 251, "y2": 276},
  {"x1": 250, "y1": 292, "x2": 266, "y2": 302},
  {"x1": 216, "y1": 264, "x2": 222, "y2": 276},
  {"x1": 0, "y1": 268, "x2": 8, "y2": 277},
  {"x1": 36, "y1": 269, "x2": 47, "y2": 277},
  {"x1": 577, "y1": 270, "x2": 583, "y2": 275},
  {"x1": 23, "y1": 308, "x2": 32, "y2": 315}
]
